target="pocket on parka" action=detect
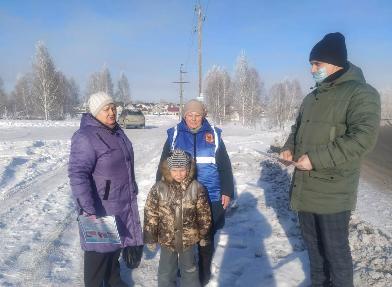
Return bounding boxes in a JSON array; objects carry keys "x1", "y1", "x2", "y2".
[{"x1": 308, "y1": 170, "x2": 343, "y2": 182}]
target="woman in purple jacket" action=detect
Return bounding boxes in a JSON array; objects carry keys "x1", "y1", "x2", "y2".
[{"x1": 68, "y1": 92, "x2": 143, "y2": 287}]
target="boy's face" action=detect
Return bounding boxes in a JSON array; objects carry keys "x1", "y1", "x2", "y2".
[{"x1": 170, "y1": 167, "x2": 188, "y2": 183}]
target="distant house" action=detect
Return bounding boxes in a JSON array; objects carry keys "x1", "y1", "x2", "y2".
[{"x1": 167, "y1": 105, "x2": 180, "y2": 116}]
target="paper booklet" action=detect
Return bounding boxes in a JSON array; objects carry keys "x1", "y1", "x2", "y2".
[{"x1": 78, "y1": 215, "x2": 121, "y2": 245}]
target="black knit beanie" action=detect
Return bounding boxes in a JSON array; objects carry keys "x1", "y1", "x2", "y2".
[{"x1": 309, "y1": 32, "x2": 347, "y2": 67}]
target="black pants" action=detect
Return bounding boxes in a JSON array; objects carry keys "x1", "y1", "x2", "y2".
[
  {"x1": 84, "y1": 249, "x2": 127, "y2": 287},
  {"x1": 198, "y1": 201, "x2": 225, "y2": 286},
  {"x1": 298, "y1": 211, "x2": 353, "y2": 287}
]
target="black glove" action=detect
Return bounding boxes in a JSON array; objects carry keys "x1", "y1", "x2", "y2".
[{"x1": 122, "y1": 245, "x2": 144, "y2": 269}]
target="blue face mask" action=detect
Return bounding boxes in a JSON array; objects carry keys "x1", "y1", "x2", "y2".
[{"x1": 312, "y1": 67, "x2": 328, "y2": 83}]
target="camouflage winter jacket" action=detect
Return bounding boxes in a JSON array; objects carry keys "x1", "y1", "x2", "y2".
[{"x1": 143, "y1": 160, "x2": 212, "y2": 252}]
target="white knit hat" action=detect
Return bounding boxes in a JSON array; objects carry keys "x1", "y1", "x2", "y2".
[{"x1": 88, "y1": 92, "x2": 114, "y2": 116}]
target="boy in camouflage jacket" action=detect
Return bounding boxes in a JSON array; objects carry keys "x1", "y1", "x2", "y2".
[{"x1": 144, "y1": 149, "x2": 211, "y2": 287}]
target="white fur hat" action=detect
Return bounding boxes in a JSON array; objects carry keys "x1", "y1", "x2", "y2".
[{"x1": 88, "y1": 92, "x2": 114, "y2": 116}]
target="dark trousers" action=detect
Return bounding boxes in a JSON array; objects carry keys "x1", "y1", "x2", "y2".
[
  {"x1": 298, "y1": 211, "x2": 353, "y2": 287},
  {"x1": 158, "y1": 246, "x2": 200, "y2": 287},
  {"x1": 198, "y1": 201, "x2": 225, "y2": 286},
  {"x1": 84, "y1": 249, "x2": 127, "y2": 287}
]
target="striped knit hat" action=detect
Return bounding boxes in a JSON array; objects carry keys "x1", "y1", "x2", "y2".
[{"x1": 167, "y1": 149, "x2": 191, "y2": 169}]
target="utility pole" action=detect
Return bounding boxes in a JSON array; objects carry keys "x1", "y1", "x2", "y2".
[
  {"x1": 173, "y1": 64, "x2": 189, "y2": 120},
  {"x1": 196, "y1": 4, "x2": 204, "y2": 101}
]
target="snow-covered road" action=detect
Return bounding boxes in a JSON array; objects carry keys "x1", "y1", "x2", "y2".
[{"x1": 0, "y1": 116, "x2": 391, "y2": 286}]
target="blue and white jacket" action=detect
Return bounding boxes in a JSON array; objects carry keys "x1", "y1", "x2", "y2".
[{"x1": 157, "y1": 119, "x2": 234, "y2": 203}]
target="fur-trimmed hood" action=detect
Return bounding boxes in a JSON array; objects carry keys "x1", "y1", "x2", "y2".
[{"x1": 159, "y1": 157, "x2": 196, "y2": 184}]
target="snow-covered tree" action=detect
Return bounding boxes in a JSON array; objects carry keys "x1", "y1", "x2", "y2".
[
  {"x1": 0, "y1": 77, "x2": 7, "y2": 117},
  {"x1": 86, "y1": 66, "x2": 114, "y2": 100},
  {"x1": 380, "y1": 88, "x2": 392, "y2": 120},
  {"x1": 115, "y1": 72, "x2": 131, "y2": 105},
  {"x1": 32, "y1": 41, "x2": 61, "y2": 120},
  {"x1": 204, "y1": 66, "x2": 232, "y2": 124},
  {"x1": 101, "y1": 66, "x2": 114, "y2": 98},
  {"x1": 267, "y1": 79, "x2": 303, "y2": 129},
  {"x1": 85, "y1": 72, "x2": 101, "y2": 101},
  {"x1": 12, "y1": 73, "x2": 33, "y2": 118},
  {"x1": 233, "y1": 52, "x2": 250, "y2": 126},
  {"x1": 65, "y1": 78, "x2": 80, "y2": 116},
  {"x1": 232, "y1": 52, "x2": 264, "y2": 126},
  {"x1": 247, "y1": 67, "x2": 264, "y2": 126}
]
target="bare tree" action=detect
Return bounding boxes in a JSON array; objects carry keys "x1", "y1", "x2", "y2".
[
  {"x1": 0, "y1": 77, "x2": 7, "y2": 117},
  {"x1": 32, "y1": 41, "x2": 61, "y2": 120},
  {"x1": 115, "y1": 72, "x2": 131, "y2": 105},
  {"x1": 101, "y1": 66, "x2": 114, "y2": 98},
  {"x1": 86, "y1": 66, "x2": 114, "y2": 100},
  {"x1": 233, "y1": 52, "x2": 250, "y2": 126},
  {"x1": 65, "y1": 78, "x2": 80, "y2": 116},
  {"x1": 12, "y1": 73, "x2": 33, "y2": 118},
  {"x1": 246, "y1": 68, "x2": 264, "y2": 126},
  {"x1": 380, "y1": 88, "x2": 392, "y2": 120},
  {"x1": 85, "y1": 72, "x2": 101, "y2": 101},
  {"x1": 267, "y1": 79, "x2": 303, "y2": 129},
  {"x1": 204, "y1": 66, "x2": 223, "y2": 124}
]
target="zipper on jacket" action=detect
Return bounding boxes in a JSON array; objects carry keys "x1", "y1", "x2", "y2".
[
  {"x1": 193, "y1": 133, "x2": 197, "y2": 162},
  {"x1": 103, "y1": 180, "x2": 111, "y2": 200}
]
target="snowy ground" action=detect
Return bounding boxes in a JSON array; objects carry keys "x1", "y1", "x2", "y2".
[{"x1": 0, "y1": 116, "x2": 391, "y2": 286}]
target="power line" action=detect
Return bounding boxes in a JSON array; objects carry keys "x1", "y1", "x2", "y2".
[{"x1": 172, "y1": 64, "x2": 189, "y2": 120}]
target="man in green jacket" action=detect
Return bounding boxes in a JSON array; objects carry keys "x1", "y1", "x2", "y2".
[{"x1": 280, "y1": 32, "x2": 380, "y2": 287}]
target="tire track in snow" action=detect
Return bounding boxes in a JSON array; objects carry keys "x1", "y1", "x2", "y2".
[{"x1": 0, "y1": 165, "x2": 78, "y2": 286}]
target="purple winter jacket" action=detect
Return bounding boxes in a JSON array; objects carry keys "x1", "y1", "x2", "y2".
[{"x1": 68, "y1": 113, "x2": 143, "y2": 252}]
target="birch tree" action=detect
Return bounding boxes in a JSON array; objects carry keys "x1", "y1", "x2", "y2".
[
  {"x1": 12, "y1": 73, "x2": 33, "y2": 118},
  {"x1": 380, "y1": 89, "x2": 392, "y2": 120},
  {"x1": 86, "y1": 67, "x2": 114, "y2": 100},
  {"x1": 267, "y1": 79, "x2": 303, "y2": 129},
  {"x1": 233, "y1": 52, "x2": 250, "y2": 126},
  {"x1": 247, "y1": 68, "x2": 263, "y2": 126},
  {"x1": 0, "y1": 77, "x2": 7, "y2": 117},
  {"x1": 32, "y1": 41, "x2": 60, "y2": 120},
  {"x1": 116, "y1": 72, "x2": 131, "y2": 105},
  {"x1": 101, "y1": 66, "x2": 114, "y2": 98}
]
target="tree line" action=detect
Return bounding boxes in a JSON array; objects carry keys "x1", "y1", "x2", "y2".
[
  {"x1": 203, "y1": 52, "x2": 303, "y2": 129},
  {"x1": 0, "y1": 41, "x2": 132, "y2": 120}
]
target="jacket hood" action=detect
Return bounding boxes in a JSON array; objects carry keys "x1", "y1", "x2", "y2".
[{"x1": 160, "y1": 157, "x2": 196, "y2": 185}]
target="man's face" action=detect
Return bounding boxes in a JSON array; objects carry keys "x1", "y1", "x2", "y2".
[
  {"x1": 170, "y1": 167, "x2": 188, "y2": 183},
  {"x1": 95, "y1": 104, "x2": 117, "y2": 128},
  {"x1": 184, "y1": 112, "x2": 203, "y2": 130},
  {"x1": 310, "y1": 61, "x2": 342, "y2": 76}
]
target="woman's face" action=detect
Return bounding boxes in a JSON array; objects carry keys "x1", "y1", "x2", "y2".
[
  {"x1": 95, "y1": 104, "x2": 117, "y2": 128},
  {"x1": 184, "y1": 112, "x2": 203, "y2": 129}
]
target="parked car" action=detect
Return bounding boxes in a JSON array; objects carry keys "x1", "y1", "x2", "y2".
[{"x1": 118, "y1": 109, "x2": 145, "y2": 129}]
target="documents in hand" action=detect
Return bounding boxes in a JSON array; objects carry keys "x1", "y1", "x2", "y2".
[{"x1": 78, "y1": 215, "x2": 121, "y2": 245}]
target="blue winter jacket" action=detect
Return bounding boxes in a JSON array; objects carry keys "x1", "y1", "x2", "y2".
[
  {"x1": 68, "y1": 113, "x2": 143, "y2": 252},
  {"x1": 158, "y1": 119, "x2": 234, "y2": 202}
]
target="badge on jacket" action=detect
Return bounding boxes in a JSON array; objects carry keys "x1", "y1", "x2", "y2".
[{"x1": 205, "y1": 133, "x2": 214, "y2": 144}]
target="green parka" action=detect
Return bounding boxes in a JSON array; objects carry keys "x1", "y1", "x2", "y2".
[{"x1": 283, "y1": 62, "x2": 381, "y2": 214}]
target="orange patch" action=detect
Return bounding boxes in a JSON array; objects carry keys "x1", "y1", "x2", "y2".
[{"x1": 205, "y1": 133, "x2": 214, "y2": 143}]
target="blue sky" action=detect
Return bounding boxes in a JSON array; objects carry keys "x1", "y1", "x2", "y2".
[{"x1": 1, "y1": 0, "x2": 391, "y2": 102}]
